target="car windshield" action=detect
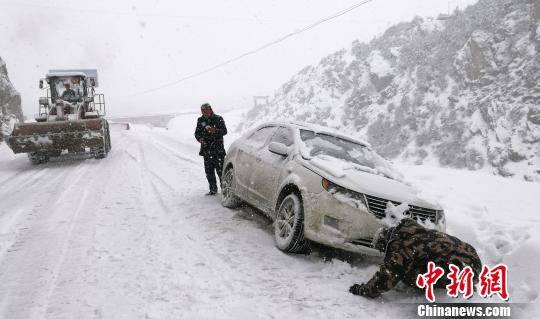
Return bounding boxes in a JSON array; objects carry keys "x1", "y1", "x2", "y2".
[{"x1": 299, "y1": 129, "x2": 402, "y2": 180}]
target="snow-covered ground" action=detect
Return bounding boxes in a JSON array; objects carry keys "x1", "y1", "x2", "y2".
[{"x1": 0, "y1": 109, "x2": 538, "y2": 318}]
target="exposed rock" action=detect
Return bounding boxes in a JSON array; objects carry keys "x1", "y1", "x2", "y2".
[{"x1": 0, "y1": 56, "x2": 22, "y2": 141}]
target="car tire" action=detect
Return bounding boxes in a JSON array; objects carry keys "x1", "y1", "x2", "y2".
[
  {"x1": 274, "y1": 193, "x2": 309, "y2": 253},
  {"x1": 221, "y1": 166, "x2": 241, "y2": 208}
]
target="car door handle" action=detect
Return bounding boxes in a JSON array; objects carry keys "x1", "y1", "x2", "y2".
[{"x1": 255, "y1": 157, "x2": 262, "y2": 162}]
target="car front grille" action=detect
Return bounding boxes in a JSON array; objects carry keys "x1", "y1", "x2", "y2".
[
  {"x1": 351, "y1": 237, "x2": 373, "y2": 248},
  {"x1": 364, "y1": 194, "x2": 438, "y2": 223}
]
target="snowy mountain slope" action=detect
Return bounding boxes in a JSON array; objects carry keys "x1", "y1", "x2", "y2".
[
  {"x1": 0, "y1": 56, "x2": 22, "y2": 142},
  {"x1": 245, "y1": 0, "x2": 540, "y2": 181},
  {"x1": 0, "y1": 111, "x2": 538, "y2": 317}
]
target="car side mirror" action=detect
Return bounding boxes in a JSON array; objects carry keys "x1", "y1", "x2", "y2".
[
  {"x1": 268, "y1": 142, "x2": 290, "y2": 157},
  {"x1": 39, "y1": 79, "x2": 44, "y2": 89}
]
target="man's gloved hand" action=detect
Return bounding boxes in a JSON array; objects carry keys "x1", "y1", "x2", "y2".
[
  {"x1": 349, "y1": 283, "x2": 366, "y2": 296},
  {"x1": 350, "y1": 283, "x2": 381, "y2": 298}
]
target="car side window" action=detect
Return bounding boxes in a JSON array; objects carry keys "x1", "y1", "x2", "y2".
[
  {"x1": 245, "y1": 126, "x2": 277, "y2": 148},
  {"x1": 270, "y1": 127, "x2": 294, "y2": 147}
]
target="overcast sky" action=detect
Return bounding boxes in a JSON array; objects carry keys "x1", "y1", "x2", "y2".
[{"x1": 0, "y1": 0, "x2": 479, "y2": 117}]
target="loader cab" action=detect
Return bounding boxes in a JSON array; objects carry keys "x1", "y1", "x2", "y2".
[
  {"x1": 49, "y1": 75, "x2": 87, "y2": 103},
  {"x1": 36, "y1": 69, "x2": 106, "y2": 122}
]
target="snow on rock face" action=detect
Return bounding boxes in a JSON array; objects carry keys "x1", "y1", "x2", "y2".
[
  {"x1": 0, "y1": 56, "x2": 22, "y2": 142},
  {"x1": 367, "y1": 52, "x2": 392, "y2": 77},
  {"x1": 245, "y1": 0, "x2": 540, "y2": 181}
]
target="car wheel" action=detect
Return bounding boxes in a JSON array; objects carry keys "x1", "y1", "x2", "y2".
[
  {"x1": 274, "y1": 193, "x2": 308, "y2": 253},
  {"x1": 221, "y1": 167, "x2": 241, "y2": 208}
]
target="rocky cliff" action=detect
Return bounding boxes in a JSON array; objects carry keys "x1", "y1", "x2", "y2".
[
  {"x1": 0, "y1": 56, "x2": 22, "y2": 142},
  {"x1": 245, "y1": 0, "x2": 540, "y2": 181}
]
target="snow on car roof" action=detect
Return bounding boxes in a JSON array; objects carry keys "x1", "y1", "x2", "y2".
[
  {"x1": 283, "y1": 121, "x2": 371, "y2": 147},
  {"x1": 250, "y1": 121, "x2": 371, "y2": 147}
]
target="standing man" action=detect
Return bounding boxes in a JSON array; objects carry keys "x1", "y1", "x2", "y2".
[{"x1": 195, "y1": 103, "x2": 228, "y2": 195}]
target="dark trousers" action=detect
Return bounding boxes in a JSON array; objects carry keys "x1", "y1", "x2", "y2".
[{"x1": 203, "y1": 154, "x2": 225, "y2": 192}]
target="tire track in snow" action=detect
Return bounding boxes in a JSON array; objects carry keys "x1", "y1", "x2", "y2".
[
  {"x1": 127, "y1": 132, "x2": 257, "y2": 316},
  {"x1": 129, "y1": 127, "x2": 201, "y2": 167},
  {"x1": 102, "y1": 130, "x2": 371, "y2": 316},
  {"x1": 35, "y1": 189, "x2": 91, "y2": 319},
  {"x1": 0, "y1": 169, "x2": 29, "y2": 189},
  {"x1": 138, "y1": 141, "x2": 175, "y2": 314},
  {"x1": 32, "y1": 137, "x2": 127, "y2": 318},
  {"x1": 133, "y1": 133, "x2": 222, "y2": 315},
  {"x1": 151, "y1": 129, "x2": 200, "y2": 154},
  {"x1": 152, "y1": 139, "x2": 200, "y2": 166},
  {"x1": 62, "y1": 137, "x2": 154, "y2": 317},
  {"x1": 0, "y1": 147, "x2": 114, "y2": 318},
  {"x1": 0, "y1": 154, "x2": 56, "y2": 189},
  {"x1": 128, "y1": 128, "x2": 381, "y2": 317},
  {"x1": 124, "y1": 130, "x2": 199, "y2": 193},
  {"x1": 23, "y1": 162, "x2": 98, "y2": 318},
  {"x1": 113, "y1": 135, "x2": 180, "y2": 316},
  {"x1": 131, "y1": 130, "x2": 349, "y2": 316},
  {"x1": 0, "y1": 162, "x2": 87, "y2": 263},
  {"x1": 0, "y1": 167, "x2": 51, "y2": 194}
]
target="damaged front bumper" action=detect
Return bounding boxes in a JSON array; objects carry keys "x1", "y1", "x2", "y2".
[
  {"x1": 301, "y1": 181, "x2": 446, "y2": 256},
  {"x1": 302, "y1": 188, "x2": 384, "y2": 256}
]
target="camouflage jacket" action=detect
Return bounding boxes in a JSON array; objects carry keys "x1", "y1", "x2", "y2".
[{"x1": 360, "y1": 219, "x2": 482, "y2": 298}]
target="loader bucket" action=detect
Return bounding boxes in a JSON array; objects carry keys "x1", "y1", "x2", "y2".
[{"x1": 6, "y1": 118, "x2": 109, "y2": 155}]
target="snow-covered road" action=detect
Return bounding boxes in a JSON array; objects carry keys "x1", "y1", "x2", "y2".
[
  {"x1": 0, "y1": 113, "x2": 539, "y2": 318},
  {"x1": 0, "y1": 126, "x2": 390, "y2": 319}
]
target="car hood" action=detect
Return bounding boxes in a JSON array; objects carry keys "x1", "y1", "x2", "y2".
[{"x1": 303, "y1": 157, "x2": 440, "y2": 210}]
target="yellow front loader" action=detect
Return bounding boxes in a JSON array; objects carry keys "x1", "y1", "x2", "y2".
[{"x1": 6, "y1": 69, "x2": 111, "y2": 164}]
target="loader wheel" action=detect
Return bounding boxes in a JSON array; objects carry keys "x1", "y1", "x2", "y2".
[
  {"x1": 92, "y1": 147, "x2": 107, "y2": 159},
  {"x1": 105, "y1": 122, "x2": 111, "y2": 152},
  {"x1": 93, "y1": 120, "x2": 111, "y2": 159},
  {"x1": 28, "y1": 152, "x2": 49, "y2": 165}
]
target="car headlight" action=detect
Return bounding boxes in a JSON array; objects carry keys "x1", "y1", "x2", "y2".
[{"x1": 321, "y1": 178, "x2": 367, "y2": 209}]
